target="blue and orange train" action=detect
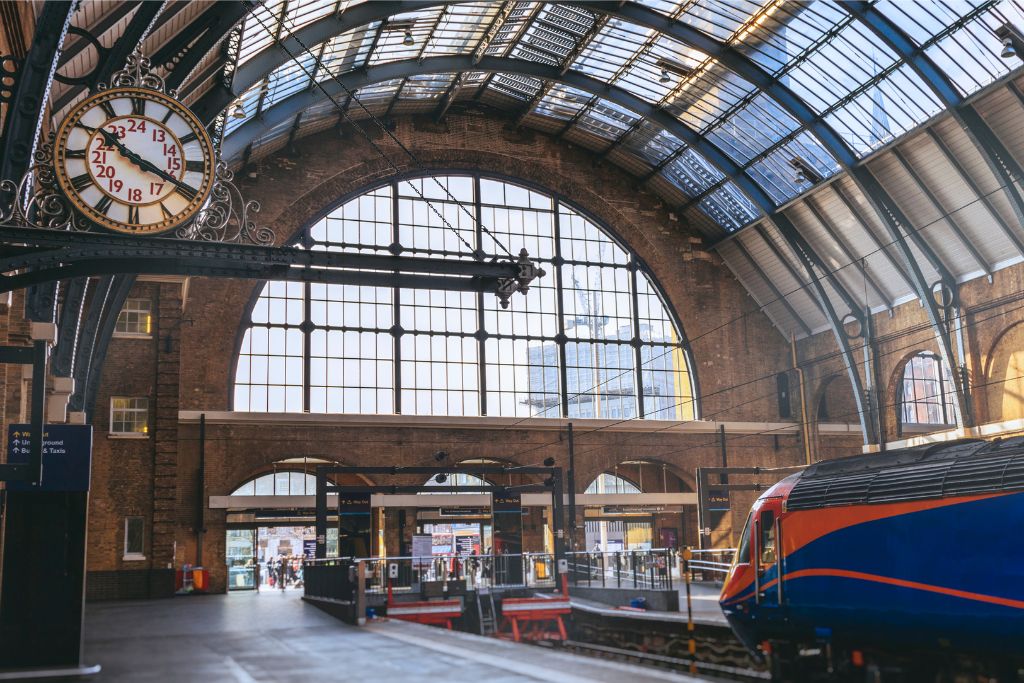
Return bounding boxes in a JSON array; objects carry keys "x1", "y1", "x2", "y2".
[{"x1": 720, "y1": 437, "x2": 1024, "y2": 681}]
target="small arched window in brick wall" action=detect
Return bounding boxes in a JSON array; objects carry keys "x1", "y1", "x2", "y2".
[{"x1": 898, "y1": 352, "x2": 958, "y2": 434}]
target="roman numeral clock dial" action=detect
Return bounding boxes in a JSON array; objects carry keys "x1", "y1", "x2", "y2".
[{"x1": 54, "y1": 87, "x2": 215, "y2": 235}]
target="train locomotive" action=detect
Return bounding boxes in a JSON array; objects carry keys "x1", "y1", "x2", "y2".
[{"x1": 719, "y1": 437, "x2": 1024, "y2": 681}]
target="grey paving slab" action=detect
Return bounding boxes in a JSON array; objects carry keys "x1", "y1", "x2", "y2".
[{"x1": 83, "y1": 590, "x2": 712, "y2": 683}]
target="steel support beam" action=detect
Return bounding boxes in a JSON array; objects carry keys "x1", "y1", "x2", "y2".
[
  {"x1": 842, "y1": 0, "x2": 1024, "y2": 262},
  {"x1": 768, "y1": 216, "x2": 875, "y2": 444},
  {"x1": 220, "y1": 55, "x2": 778, "y2": 216},
  {"x1": 50, "y1": 277, "x2": 88, "y2": 378},
  {"x1": 0, "y1": 1, "x2": 74, "y2": 207},
  {"x1": 802, "y1": 196, "x2": 893, "y2": 310},
  {"x1": 849, "y1": 166, "x2": 974, "y2": 428}
]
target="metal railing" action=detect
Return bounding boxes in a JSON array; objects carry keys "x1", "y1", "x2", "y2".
[
  {"x1": 566, "y1": 548, "x2": 677, "y2": 590},
  {"x1": 687, "y1": 548, "x2": 735, "y2": 581},
  {"x1": 357, "y1": 552, "x2": 560, "y2": 594}
]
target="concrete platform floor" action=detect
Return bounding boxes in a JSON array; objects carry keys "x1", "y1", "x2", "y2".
[{"x1": 84, "y1": 591, "x2": 709, "y2": 683}]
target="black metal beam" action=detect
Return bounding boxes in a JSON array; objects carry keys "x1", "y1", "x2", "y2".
[
  {"x1": 89, "y1": 1, "x2": 165, "y2": 90},
  {"x1": 50, "y1": 277, "x2": 88, "y2": 377},
  {"x1": 828, "y1": 183, "x2": 915, "y2": 293},
  {"x1": 163, "y1": 1, "x2": 250, "y2": 93},
  {"x1": 0, "y1": 226, "x2": 520, "y2": 279},
  {"x1": 79, "y1": 276, "x2": 134, "y2": 421},
  {"x1": 848, "y1": 165, "x2": 974, "y2": 428},
  {"x1": 0, "y1": 2, "x2": 74, "y2": 205},
  {"x1": 220, "y1": 55, "x2": 777, "y2": 216}
]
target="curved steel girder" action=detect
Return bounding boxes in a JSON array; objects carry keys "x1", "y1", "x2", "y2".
[
  {"x1": 50, "y1": 277, "x2": 88, "y2": 378},
  {"x1": 770, "y1": 215, "x2": 874, "y2": 444},
  {"x1": 221, "y1": 55, "x2": 777, "y2": 215},
  {"x1": 161, "y1": 1, "x2": 250, "y2": 92},
  {"x1": 74, "y1": 276, "x2": 134, "y2": 419},
  {"x1": 0, "y1": 1, "x2": 74, "y2": 200},
  {"x1": 842, "y1": 0, "x2": 1024, "y2": 257},
  {"x1": 200, "y1": 0, "x2": 857, "y2": 166}
]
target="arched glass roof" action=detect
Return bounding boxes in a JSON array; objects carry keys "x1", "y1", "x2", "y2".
[
  {"x1": 199, "y1": 0, "x2": 1024, "y2": 236},
  {"x1": 45, "y1": 1, "x2": 1024, "y2": 341}
]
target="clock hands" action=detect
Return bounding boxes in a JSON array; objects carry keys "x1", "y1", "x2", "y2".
[{"x1": 98, "y1": 128, "x2": 198, "y2": 198}]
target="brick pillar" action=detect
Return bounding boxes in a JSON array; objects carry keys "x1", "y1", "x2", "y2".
[{"x1": 151, "y1": 284, "x2": 182, "y2": 575}]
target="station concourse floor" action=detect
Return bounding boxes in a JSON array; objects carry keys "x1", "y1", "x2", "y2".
[{"x1": 84, "y1": 590, "x2": 709, "y2": 683}]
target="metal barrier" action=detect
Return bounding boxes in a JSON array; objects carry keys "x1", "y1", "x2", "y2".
[
  {"x1": 303, "y1": 557, "x2": 356, "y2": 601},
  {"x1": 566, "y1": 548, "x2": 676, "y2": 590}
]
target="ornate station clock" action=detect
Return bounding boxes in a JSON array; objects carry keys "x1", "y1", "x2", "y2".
[{"x1": 53, "y1": 86, "x2": 215, "y2": 235}]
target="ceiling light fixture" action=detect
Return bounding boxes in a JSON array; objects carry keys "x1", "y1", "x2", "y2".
[
  {"x1": 404, "y1": 29, "x2": 414, "y2": 46},
  {"x1": 1002, "y1": 37, "x2": 1017, "y2": 59},
  {"x1": 659, "y1": 69, "x2": 671, "y2": 84},
  {"x1": 230, "y1": 101, "x2": 246, "y2": 119},
  {"x1": 790, "y1": 156, "x2": 823, "y2": 185},
  {"x1": 996, "y1": 23, "x2": 1024, "y2": 60}
]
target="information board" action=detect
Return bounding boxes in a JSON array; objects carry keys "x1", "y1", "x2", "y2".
[{"x1": 6, "y1": 424, "x2": 93, "y2": 492}]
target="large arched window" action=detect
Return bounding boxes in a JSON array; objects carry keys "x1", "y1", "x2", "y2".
[
  {"x1": 233, "y1": 173, "x2": 696, "y2": 420},
  {"x1": 899, "y1": 352, "x2": 957, "y2": 430}
]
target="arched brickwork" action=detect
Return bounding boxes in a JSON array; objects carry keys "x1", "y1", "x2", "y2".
[
  {"x1": 180, "y1": 114, "x2": 790, "y2": 423},
  {"x1": 982, "y1": 321, "x2": 1024, "y2": 424}
]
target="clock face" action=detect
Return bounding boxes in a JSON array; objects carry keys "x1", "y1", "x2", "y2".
[{"x1": 54, "y1": 87, "x2": 215, "y2": 235}]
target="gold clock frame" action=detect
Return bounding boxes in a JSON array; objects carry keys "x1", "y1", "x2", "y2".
[{"x1": 53, "y1": 86, "x2": 216, "y2": 236}]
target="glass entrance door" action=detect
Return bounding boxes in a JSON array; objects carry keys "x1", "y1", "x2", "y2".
[{"x1": 226, "y1": 528, "x2": 256, "y2": 590}]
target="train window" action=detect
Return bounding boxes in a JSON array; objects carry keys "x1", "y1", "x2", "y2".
[
  {"x1": 736, "y1": 511, "x2": 753, "y2": 564},
  {"x1": 759, "y1": 510, "x2": 776, "y2": 566}
]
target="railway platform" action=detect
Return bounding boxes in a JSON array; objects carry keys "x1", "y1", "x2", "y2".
[{"x1": 83, "y1": 591, "x2": 716, "y2": 683}]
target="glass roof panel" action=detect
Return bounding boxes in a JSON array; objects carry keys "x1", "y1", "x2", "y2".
[
  {"x1": 572, "y1": 19, "x2": 660, "y2": 90},
  {"x1": 748, "y1": 132, "x2": 840, "y2": 204},
  {"x1": 400, "y1": 73, "x2": 456, "y2": 100},
  {"x1": 785, "y1": 20, "x2": 898, "y2": 113},
  {"x1": 511, "y1": 4, "x2": 596, "y2": 66},
  {"x1": 489, "y1": 73, "x2": 544, "y2": 101},
  {"x1": 734, "y1": 2, "x2": 852, "y2": 75},
  {"x1": 618, "y1": 121, "x2": 682, "y2": 166},
  {"x1": 660, "y1": 147, "x2": 726, "y2": 198},
  {"x1": 369, "y1": 7, "x2": 446, "y2": 65},
  {"x1": 825, "y1": 63, "x2": 943, "y2": 155},
  {"x1": 699, "y1": 182, "x2": 761, "y2": 231},
  {"x1": 484, "y1": 2, "x2": 543, "y2": 58},
  {"x1": 317, "y1": 23, "x2": 379, "y2": 79},
  {"x1": 239, "y1": 1, "x2": 285, "y2": 63},
  {"x1": 224, "y1": 81, "x2": 263, "y2": 137},
  {"x1": 419, "y1": 3, "x2": 499, "y2": 59},
  {"x1": 661, "y1": 63, "x2": 758, "y2": 132},
  {"x1": 575, "y1": 100, "x2": 640, "y2": 141},
  {"x1": 534, "y1": 84, "x2": 591, "y2": 121},
  {"x1": 677, "y1": 0, "x2": 767, "y2": 42},
  {"x1": 352, "y1": 79, "x2": 404, "y2": 106},
  {"x1": 908, "y1": 0, "x2": 1024, "y2": 96},
  {"x1": 705, "y1": 92, "x2": 800, "y2": 163},
  {"x1": 263, "y1": 53, "x2": 315, "y2": 109}
]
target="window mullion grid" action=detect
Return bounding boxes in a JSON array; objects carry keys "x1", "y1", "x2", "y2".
[
  {"x1": 629, "y1": 255, "x2": 644, "y2": 419},
  {"x1": 475, "y1": 175, "x2": 487, "y2": 416},
  {"x1": 303, "y1": 281, "x2": 311, "y2": 413},
  {"x1": 554, "y1": 202, "x2": 569, "y2": 418},
  {"x1": 392, "y1": 181, "x2": 402, "y2": 415}
]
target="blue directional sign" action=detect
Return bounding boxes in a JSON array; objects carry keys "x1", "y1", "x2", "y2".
[{"x1": 6, "y1": 424, "x2": 93, "y2": 492}]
